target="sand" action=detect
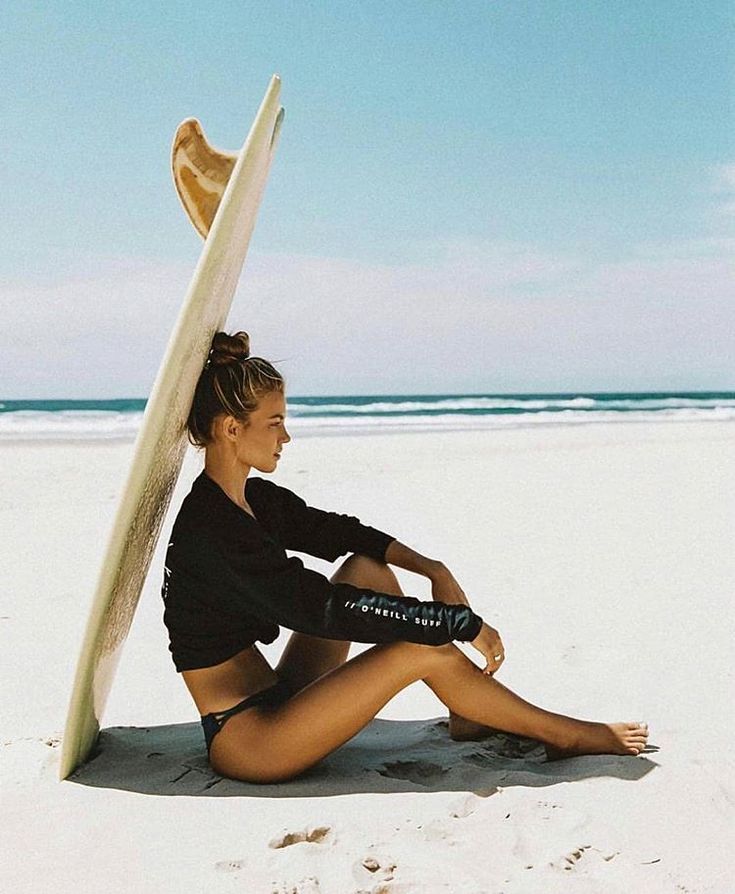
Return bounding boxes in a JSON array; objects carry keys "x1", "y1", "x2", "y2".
[{"x1": 1, "y1": 420, "x2": 733, "y2": 893}]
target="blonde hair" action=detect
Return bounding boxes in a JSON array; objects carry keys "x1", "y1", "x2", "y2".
[{"x1": 187, "y1": 331, "x2": 284, "y2": 447}]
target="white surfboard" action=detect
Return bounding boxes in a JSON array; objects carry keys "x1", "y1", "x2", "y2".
[{"x1": 59, "y1": 75, "x2": 284, "y2": 780}]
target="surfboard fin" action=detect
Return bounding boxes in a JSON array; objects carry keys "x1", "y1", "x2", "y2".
[
  {"x1": 171, "y1": 118, "x2": 239, "y2": 239},
  {"x1": 271, "y1": 107, "x2": 285, "y2": 148},
  {"x1": 172, "y1": 107, "x2": 284, "y2": 239}
]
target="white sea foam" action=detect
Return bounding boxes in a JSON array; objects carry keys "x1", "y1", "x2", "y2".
[
  {"x1": 291, "y1": 395, "x2": 735, "y2": 414},
  {"x1": 286, "y1": 406, "x2": 735, "y2": 436},
  {"x1": 0, "y1": 410, "x2": 145, "y2": 441},
  {"x1": 1, "y1": 399, "x2": 733, "y2": 441}
]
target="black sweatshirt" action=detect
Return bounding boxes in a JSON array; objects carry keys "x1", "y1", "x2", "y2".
[{"x1": 161, "y1": 471, "x2": 484, "y2": 671}]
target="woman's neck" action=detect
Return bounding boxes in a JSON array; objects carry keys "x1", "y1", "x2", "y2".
[{"x1": 204, "y1": 448, "x2": 251, "y2": 511}]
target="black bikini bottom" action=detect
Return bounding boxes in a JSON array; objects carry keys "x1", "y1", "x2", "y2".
[{"x1": 200, "y1": 678, "x2": 293, "y2": 754}]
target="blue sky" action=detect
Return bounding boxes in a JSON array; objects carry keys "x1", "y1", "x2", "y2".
[{"x1": 2, "y1": 1, "x2": 733, "y2": 397}]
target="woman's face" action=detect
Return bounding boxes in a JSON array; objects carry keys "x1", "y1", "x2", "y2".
[{"x1": 232, "y1": 390, "x2": 291, "y2": 473}]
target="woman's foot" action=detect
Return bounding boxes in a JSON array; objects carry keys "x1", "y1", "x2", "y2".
[
  {"x1": 448, "y1": 710, "x2": 500, "y2": 741},
  {"x1": 545, "y1": 721, "x2": 649, "y2": 761}
]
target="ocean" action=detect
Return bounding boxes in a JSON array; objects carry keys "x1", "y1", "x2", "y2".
[{"x1": 1, "y1": 392, "x2": 734, "y2": 441}]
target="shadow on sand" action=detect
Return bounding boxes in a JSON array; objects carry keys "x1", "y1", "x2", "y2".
[{"x1": 67, "y1": 716, "x2": 657, "y2": 798}]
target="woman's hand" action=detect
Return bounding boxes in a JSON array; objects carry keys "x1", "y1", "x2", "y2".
[
  {"x1": 427, "y1": 564, "x2": 503, "y2": 672},
  {"x1": 428, "y1": 563, "x2": 504, "y2": 673},
  {"x1": 470, "y1": 623, "x2": 505, "y2": 675},
  {"x1": 428, "y1": 563, "x2": 471, "y2": 607}
]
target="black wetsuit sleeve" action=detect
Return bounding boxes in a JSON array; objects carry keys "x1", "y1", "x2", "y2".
[
  {"x1": 209, "y1": 532, "x2": 484, "y2": 646},
  {"x1": 253, "y1": 479, "x2": 396, "y2": 563}
]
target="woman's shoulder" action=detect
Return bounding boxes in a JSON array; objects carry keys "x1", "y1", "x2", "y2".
[
  {"x1": 247, "y1": 476, "x2": 314, "y2": 523},
  {"x1": 246, "y1": 475, "x2": 282, "y2": 493},
  {"x1": 246, "y1": 475, "x2": 302, "y2": 506},
  {"x1": 173, "y1": 473, "x2": 246, "y2": 539}
]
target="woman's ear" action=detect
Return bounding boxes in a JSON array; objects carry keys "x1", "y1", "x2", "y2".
[{"x1": 221, "y1": 415, "x2": 241, "y2": 442}]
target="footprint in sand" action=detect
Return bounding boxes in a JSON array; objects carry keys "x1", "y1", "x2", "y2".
[
  {"x1": 270, "y1": 878, "x2": 321, "y2": 894},
  {"x1": 448, "y1": 793, "x2": 487, "y2": 818},
  {"x1": 377, "y1": 759, "x2": 447, "y2": 785},
  {"x1": 556, "y1": 844, "x2": 592, "y2": 870},
  {"x1": 461, "y1": 732, "x2": 544, "y2": 762},
  {"x1": 352, "y1": 854, "x2": 397, "y2": 886},
  {"x1": 547, "y1": 844, "x2": 617, "y2": 871},
  {"x1": 268, "y1": 826, "x2": 332, "y2": 849}
]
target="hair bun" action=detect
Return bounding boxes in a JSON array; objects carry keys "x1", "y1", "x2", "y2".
[{"x1": 208, "y1": 331, "x2": 250, "y2": 367}]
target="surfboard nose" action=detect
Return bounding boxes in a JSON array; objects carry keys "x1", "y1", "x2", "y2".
[{"x1": 172, "y1": 75, "x2": 284, "y2": 239}]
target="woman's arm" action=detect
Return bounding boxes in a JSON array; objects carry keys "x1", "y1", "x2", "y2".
[
  {"x1": 383, "y1": 539, "x2": 506, "y2": 671},
  {"x1": 252, "y1": 478, "x2": 395, "y2": 563},
  {"x1": 384, "y1": 540, "x2": 472, "y2": 608},
  {"x1": 384, "y1": 539, "x2": 441, "y2": 579},
  {"x1": 245, "y1": 479, "x2": 487, "y2": 642},
  {"x1": 181, "y1": 522, "x2": 484, "y2": 646}
]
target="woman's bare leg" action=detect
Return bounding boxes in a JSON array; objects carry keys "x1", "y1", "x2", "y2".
[
  {"x1": 276, "y1": 554, "x2": 486, "y2": 740},
  {"x1": 210, "y1": 637, "x2": 648, "y2": 783},
  {"x1": 274, "y1": 554, "x2": 405, "y2": 692}
]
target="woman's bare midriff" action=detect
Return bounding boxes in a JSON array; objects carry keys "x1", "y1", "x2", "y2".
[{"x1": 181, "y1": 645, "x2": 280, "y2": 715}]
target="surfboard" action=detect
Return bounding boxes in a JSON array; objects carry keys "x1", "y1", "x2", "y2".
[{"x1": 59, "y1": 75, "x2": 285, "y2": 780}]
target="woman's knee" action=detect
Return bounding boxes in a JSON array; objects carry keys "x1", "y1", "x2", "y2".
[{"x1": 388, "y1": 639, "x2": 461, "y2": 675}]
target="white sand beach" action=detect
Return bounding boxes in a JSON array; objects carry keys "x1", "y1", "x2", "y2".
[{"x1": 1, "y1": 420, "x2": 733, "y2": 893}]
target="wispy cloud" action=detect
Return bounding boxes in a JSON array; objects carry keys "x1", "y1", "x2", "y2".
[
  {"x1": 2, "y1": 258, "x2": 192, "y2": 397},
  {"x1": 241, "y1": 236, "x2": 734, "y2": 392},
  {"x1": 2, "y1": 230, "x2": 732, "y2": 397}
]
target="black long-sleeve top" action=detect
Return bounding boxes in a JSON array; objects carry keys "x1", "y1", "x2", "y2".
[{"x1": 161, "y1": 471, "x2": 484, "y2": 671}]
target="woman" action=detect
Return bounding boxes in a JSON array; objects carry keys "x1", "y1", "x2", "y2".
[{"x1": 161, "y1": 331, "x2": 648, "y2": 783}]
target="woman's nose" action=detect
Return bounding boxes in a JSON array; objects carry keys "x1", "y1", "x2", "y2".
[{"x1": 281, "y1": 428, "x2": 291, "y2": 444}]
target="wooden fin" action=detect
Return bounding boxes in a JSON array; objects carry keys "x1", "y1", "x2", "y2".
[{"x1": 171, "y1": 118, "x2": 238, "y2": 239}]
